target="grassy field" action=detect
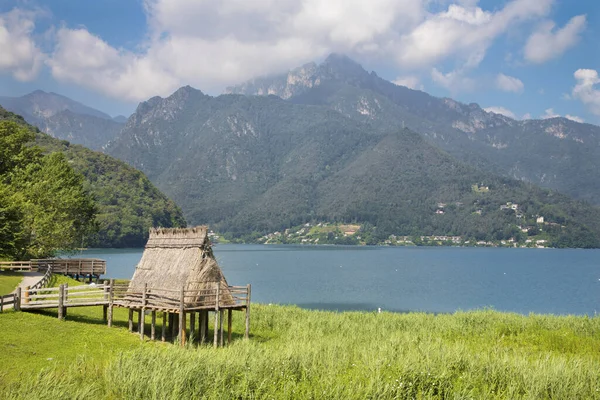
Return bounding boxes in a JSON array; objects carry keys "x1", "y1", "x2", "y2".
[
  {"x1": 0, "y1": 272, "x2": 23, "y2": 295},
  {"x1": 1, "y1": 276, "x2": 599, "y2": 399}
]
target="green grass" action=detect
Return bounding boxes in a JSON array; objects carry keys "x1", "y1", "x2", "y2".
[
  {"x1": 1, "y1": 277, "x2": 599, "y2": 399},
  {"x1": 0, "y1": 272, "x2": 23, "y2": 295}
]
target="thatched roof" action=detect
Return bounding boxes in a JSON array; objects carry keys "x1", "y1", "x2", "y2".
[{"x1": 128, "y1": 226, "x2": 233, "y2": 307}]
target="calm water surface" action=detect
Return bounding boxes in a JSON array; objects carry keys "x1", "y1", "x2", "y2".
[{"x1": 76, "y1": 245, "x2": 600, "y2": 316}]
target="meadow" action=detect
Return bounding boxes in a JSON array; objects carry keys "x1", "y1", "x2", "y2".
[{"x1": 0, "y1": 275, "x2": 599, "y2": 399}]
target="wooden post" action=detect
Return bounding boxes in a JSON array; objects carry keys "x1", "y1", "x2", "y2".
[
  {"x1": 57, "y1": 285, "x2": 63, "y2": 319},
  {"x1": 140, "y1": 283, "x2": 147, "y2": 340},
  {"x1": 14, "y1": 287, "x2": 20, "y2": 312},
  {"x1": 200, "y1": 311, "x2": 206, "y2": 344},
  {"x1": 190, "y1": 312, "x2": 196, "y2": 343},
  {"x1": 220, "y1": 309, "x2": 224, "y2": 347},
  {"x1": 108, "y1": 279, "x2": 114, "y2": 327},
  {"x1": 0, "y1": 295, "x2": 3, "y2": 312},
  {"x1": 24, "y1": 286, "x2": 30, "y2": 304},
  {"x1": 102, "y1": 280, "x2": 109, "y2": 322},
  {"x1": 228, "y1": 309, "x2": 233, "y2": 345},
  {"x1": 151, "y1": 311, "x2": 156, "y2": 341},
  {"x1": 245, "y1": 284, "x2": 251, "y2": 339},
  {"x1": 128, "y1": 308, "x2": 134, "y2": 332},
  {"x1": 213, "y1": 282, "x2": 220, "y2": 348},
  {"x1": 139, "y1": 309, "x2": 144, "y2": 340},
  {"x1": 63, "y1": 283, "x2": 68, "y2": 317},
  {"x1": 179, "y1": 286, "x2": 186, "y2": 346},
  {"x1": 161, "y1": 312, "x2": 167, "y2": 342},
  {"x1": 172, "y1": 314, "x2": 178, "y2": 340}
]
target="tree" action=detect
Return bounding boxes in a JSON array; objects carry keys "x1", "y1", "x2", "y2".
[{"x1": 0, "y1": 121, "x2": 96, "y2": 259}]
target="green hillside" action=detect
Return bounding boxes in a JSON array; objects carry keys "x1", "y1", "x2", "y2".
[
  {"x1": 0, "y1": 106, "x2": 186, "y2": 248},
  {"x1": 108, "y1": 89, "x2": 600, "y2": 248}
]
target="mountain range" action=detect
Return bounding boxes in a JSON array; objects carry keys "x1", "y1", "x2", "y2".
[
  {"x1": 4, "y1": 54, "x2": 600, "y2": 247},
  {"x1": 227, "y1": 54, "x2": 600, "y2": 206},
  {"x1": 0, "y1": 90, "x2": 124, "y2": 150},
  {"x1": 105, "y1": 85, "x2": 600, "y2": 247}
]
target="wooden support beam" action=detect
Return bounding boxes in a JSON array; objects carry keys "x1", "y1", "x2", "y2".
[
  {"x1": 228, "y1": 309, "x2": 233, "y2": 345},
  {"x1": 161, "y1": 312, "x2": 167, "y2": 342},
  {"x1": 102, "y1": 280, "x2": 109, "y2": 322},
  {"x1": 199, "y1": 311, "x2": 206, "y2": 344},
  {"x1": 139, "y1": 310, "x2": 144, "y2": 340},
  {"x1": 128, "y1": 308, "x2": 134, "y2": 332},
  {"x1": 190, "y1": 312, "x2": 195, "y2": 343},
  {"x1": 214, "y1": 282, "x2": 220, "y2": 348},
  {"x1": 172, "y1": 314, "x2": 178, "y2": 340},
  {"x1": 24, "y1": 286, "x2": 30, "y2": 304},
  {"x1": 245, "y1": 284, "x2": 251, "y2": 340},
  {"x1": 151, "y1": 311, "x2": 156, "y2": 341},
  {"x1": 220, "y1": 309, "x2": 224, "y2": 347},
  {"x1": 179, "y1": 286, "x2": 185, "y2": 346}
]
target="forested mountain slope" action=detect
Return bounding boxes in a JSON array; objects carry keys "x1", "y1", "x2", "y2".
[{"x1": 107, "y1": 87, "x2": 600, "y2": 247}]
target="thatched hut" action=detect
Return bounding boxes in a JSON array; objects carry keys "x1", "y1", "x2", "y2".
[
  {"x1": 128, "y1": 226, "x2": 233, "y2": 306},
  {"x1": 115, "y1": 226, "x2": 250, "y2": 347}
]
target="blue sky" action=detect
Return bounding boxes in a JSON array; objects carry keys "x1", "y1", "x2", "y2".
[{"x1": 0, "y1": 0, "x2": 599, "y2": 124}]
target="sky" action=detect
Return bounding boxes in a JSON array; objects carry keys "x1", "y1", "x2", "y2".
[{"x1": 0, "y1": 0, "x2": 599, "y2": 124}]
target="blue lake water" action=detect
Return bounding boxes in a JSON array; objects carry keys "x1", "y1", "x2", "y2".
[{"x1": 75, "y1": 245, "x2": 600, "y2": 316}]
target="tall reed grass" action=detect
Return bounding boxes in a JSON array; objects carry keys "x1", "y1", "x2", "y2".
[{"x1": 3, "y1": 304, "x2": 600, "y2": 399}]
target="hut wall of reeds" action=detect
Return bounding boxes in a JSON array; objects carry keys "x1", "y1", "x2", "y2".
[{"x1": 128, "y1": 226, "x2": 233, "y2": 306}]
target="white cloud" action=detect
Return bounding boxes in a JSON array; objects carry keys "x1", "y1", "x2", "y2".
[
  {"x1": 571, "y1": 69, "x2": 600, "y2": 116},
  {"x1": 431, "y1": 67, "x2": 476, "y2": 92},
  {"x1": 393, "y1": 75, "x2": 422, "y2": 90},
  {"x1": 565, "y1": 114, "x2": 584, "y2": 123},
  {"x1": 541, "y1": 108, "x2": 560, "y2": 119},
  {"x1": 0, "y1": 9, "x2": 45, "y2": 81},
  {"x1": 397, "y1": 0, "x2": 552, "y2": 69},
  {"x1": 524, "y1": 15, "x2": 586, "y2": 63},
  {"x1": 496, "y1": 73, "x2": 524, "y2": 93},
  {"x1": 484, "y1": 106, "x2": 516, "y2": 119},
  {"x1": 1, "y1": 0, "x2": 561, "y2": 101}
]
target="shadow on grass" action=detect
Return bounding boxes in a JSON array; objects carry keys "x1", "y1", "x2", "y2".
[{"x1": 25, "y1": 308, "x2": 264, "y2": 345}]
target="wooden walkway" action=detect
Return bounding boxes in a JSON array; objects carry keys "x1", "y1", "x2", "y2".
[{"x1": 0, "y1": 259, "x2": 106, "y2": 279}]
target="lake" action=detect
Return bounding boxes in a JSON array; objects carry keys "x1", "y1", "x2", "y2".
[{"x1": 75, "y1": 245, "x2": 600, "y2": 316}]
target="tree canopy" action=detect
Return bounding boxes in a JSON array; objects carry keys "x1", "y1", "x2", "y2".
[{"x1": 0, "y1": 120, "x2": 96, "y2": 259}]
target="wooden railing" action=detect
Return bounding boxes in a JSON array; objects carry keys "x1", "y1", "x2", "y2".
[
  {"x1": 0, "y1": 259, "x2": 106, "y2": 276},
  {"x1": 0, "y1": 294, "x2": 16, "y2": 312},
  {"x1": 0, "y1": 261, "x2": 33, "y2": 271}
]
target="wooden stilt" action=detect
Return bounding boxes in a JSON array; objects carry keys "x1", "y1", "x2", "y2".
[
  {"x1": 151, "y1": 311, "x2": 156, "y2": 340},
  {"x1": 213, "y1": 282, "x2": 220, "y2": 348},
  {"x1": 220, "y1": 309, "x2": 224, "y2": 347},
  {"x1": 172, "y1": 314, "x2": 178, "y2": 340},
  {"x1": 190, "y1": 312, "x2": 196, "y2": 342},
  {"x1": 128, "y1": 308, "x2": 134, "y2": 332},
  {"x1": 179, "y1": 286, "x2": 185, "y2": 346},
  {"x1": 228, "y1": 309, "x2": 233, "y2": 345},
  {"x1": 200, "y1": 311, "x2": 207, "y2": 344},
  {"x1": 161, "y1": 312, "x2": 167, "y2": 342},
  {"x1": 138, "y1": 310, "x2": 144, "y2": 340}
]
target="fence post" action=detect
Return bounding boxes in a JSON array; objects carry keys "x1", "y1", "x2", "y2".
[
  {"x1": 179, "y1": 285, "x2": 186, "y2": 346},
  {"x1": 15, "y1": 287, "x2": 21, "y2": 312},
  {"x1": 213, "y1": 282, "x2": 220, "y2": 348},
  {"x1": 58, "y1": 284, "x2": 64, "y2": 320},
  {"x1": 64, "y1": 283, "x2": 68, "y2": 317},
  {"x1": 245, "y1": 284, "x2": 251, "y2": 339},
  {"x1": 108, "y1": 279, "x2": 114, "y2": 327},
  {"x1": 0, "y1": 295, "x2": 3, "y2": 312},
  {"x1": 103, "y1": 280, "x2": 109, "y2": 321}
]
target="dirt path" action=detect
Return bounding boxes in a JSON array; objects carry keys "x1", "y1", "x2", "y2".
[{"x1": 2, "y1": 272, "x2": 44, "y2": 310}]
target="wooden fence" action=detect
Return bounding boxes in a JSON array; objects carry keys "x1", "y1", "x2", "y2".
[
  {"x1": 0, "y1": 259, "x2": 105, "y2": 276},
  {"x1": 15, "y1": 280, "x2": 251, "y2": 347}
]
